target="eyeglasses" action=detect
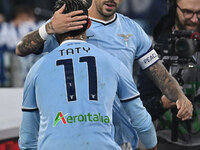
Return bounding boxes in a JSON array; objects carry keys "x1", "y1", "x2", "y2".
[{"x1": 177, "y1": 4, "x2": 200, "y2": 20}]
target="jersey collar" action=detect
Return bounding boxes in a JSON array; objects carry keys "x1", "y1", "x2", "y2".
[
  {"x1": 89, "y1": 14, "x2": 117, "y2": 25},
  {"x1": 61, "y1": 40, "x2": 86, "y2": 45}
]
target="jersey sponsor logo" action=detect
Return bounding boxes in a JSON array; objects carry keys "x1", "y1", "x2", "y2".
[
  {"x1": 118, "y1": 34, "x2": 133, "y2": 47},
  {"x1": 54, "y1": 112, "x2": 68, "y2": 127},
  {"x1": 53, "y1": 112, "x2": 110, "y2": 127}
]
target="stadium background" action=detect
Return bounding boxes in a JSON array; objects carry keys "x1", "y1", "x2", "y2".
[{"x1": 0, "y1": 0, "x2": 167, "y2": 149}]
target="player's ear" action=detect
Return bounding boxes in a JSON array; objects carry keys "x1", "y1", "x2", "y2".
[{"x1": 87, "y1": 18, "x2": 91, "y2": 29}]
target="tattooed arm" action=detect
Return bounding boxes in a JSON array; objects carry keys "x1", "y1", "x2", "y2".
[
  {"x1": 16, "y1": 4, "x2": 87, "y2": 56},
  {"x1": 15, "y1": 21, "x2": 57, "y2": 56},
  {"x1": 145, "y1": 60, "x2": 193, "y2": 120},
  {"x1": 16, "y1": 30, "x2": 44, "y2": 56}
]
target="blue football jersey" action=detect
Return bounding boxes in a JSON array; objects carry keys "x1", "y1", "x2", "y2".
[
  {"x1": 42, "y1": 13, "x2": 159, "y2": 148},
  {"x1": 44, "y1": 13, "x2": 154, "y2": 73},
  {"x1": 21, "y1": 40, "x2": 141, "y2": 150}
]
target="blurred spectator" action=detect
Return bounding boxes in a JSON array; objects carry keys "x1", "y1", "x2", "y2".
[
  {"x1": 0, "y1": 4, "x2": 45, "y2": 87},
  {"x1": 11, "y1": 4, "x2": 36, "y2": 27},
  {"x1": 137, "y1": 0, "x2": 200, "y2": 149},
  {"x1": 0, "y1": 0, "x2": 55, "y2": 21},
  {"x1": 0, "y1": 13, "x2": 5, "y2": 23}
]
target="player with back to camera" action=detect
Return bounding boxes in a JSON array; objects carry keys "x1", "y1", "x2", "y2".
[
  {"x1": 18, "y1": 0, "x2": 157, "y2": 149},
  {"x1": 16, "y1": 0, "x2": 193, "y2": 149}
]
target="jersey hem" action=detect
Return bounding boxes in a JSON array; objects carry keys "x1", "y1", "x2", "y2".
[
  {"x1": 22, "y1": 108, "x2": 38, "y2": 112},
  {"x1": 120, "y1": 95, "x2": 140, "y2": 102}
]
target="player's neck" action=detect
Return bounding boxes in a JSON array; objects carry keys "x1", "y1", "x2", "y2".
[{"x1": 60, "y1": 34, "x2": 86, "y2": 44}]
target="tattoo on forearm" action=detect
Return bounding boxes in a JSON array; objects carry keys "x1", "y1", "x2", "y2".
[
  {"x1": 46, "y1": 22, "x2": 55, "y2": 34},
  {"x1": 145, "y1": 61, "x2": 183, "y2": 101},
  {"x1": 18, "y1": 30, "x2": 44, "y2": 55}
]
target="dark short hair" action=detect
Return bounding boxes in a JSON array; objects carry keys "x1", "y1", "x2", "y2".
[{"x1": 54, "y1": 0, "x2": 88, "y2": 38}]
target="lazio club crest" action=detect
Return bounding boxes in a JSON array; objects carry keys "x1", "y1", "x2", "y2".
[{"x1": 118, "y1": 34, "x2": 133, "y2": 47}]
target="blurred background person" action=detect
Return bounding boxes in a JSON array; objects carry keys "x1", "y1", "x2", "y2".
[
  {"x1": 137, "y1": 0, "x2": 200, "y2": 149},
  {"x1": 11, "y1": 4, "x2": 36, "y2": 27},
  {"x1": 0, "y1": 13, "x2": 5, "y2": 23},
  {"x1": 0, "y1": 4, "x2": 46, "y2": 87}
]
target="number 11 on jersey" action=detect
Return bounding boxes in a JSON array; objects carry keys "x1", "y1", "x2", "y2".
[{"x1": 56, "y1": 56, "x2": 98, "y2": 102}]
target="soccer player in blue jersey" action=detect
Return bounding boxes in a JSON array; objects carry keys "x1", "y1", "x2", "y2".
[
  {"x1": 18, "y1": 0, "x2": 157, "y2": 150},
  {"x1": 16, "y1": 0, "x2": 193, "y2": 149}
]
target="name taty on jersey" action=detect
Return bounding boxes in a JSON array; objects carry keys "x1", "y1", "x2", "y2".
[{"x1": 59, "y1": 47, "x2": 91, "y2": 56}]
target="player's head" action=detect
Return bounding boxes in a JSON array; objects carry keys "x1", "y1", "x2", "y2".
[
  {"x1": 54, "y1": 0, "x2": 90, "y2": 43},
  {"x1": 89, "y1": 0, "x2": 122, "y2": 21},
  {"x1": 175, "y1": 0, "x2": 200, "y2": 31}
]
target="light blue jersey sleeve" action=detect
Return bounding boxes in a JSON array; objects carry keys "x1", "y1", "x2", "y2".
[
  {"x1": 19, "y1": 62, "x2": 41, "y2": 149},
  {"x1": 122, "y1": 98, "x2": 157, "y2": 149},
  {"x1": 21, "y1": 56, "x2": 46, "y2": 110},
  {"x1": 22, "y1": 66, "x2": 38, "y2": 110},
  {"x1": 19, "y1": 111, "x2": 40, "y2": 150},
  {"x1": 117, "y1": 62, "x2": 140, "y2": 100},
  {"x1": 132, "y1": 21, "x2": 159, "y2": 70},
  {"x1": 117, "y1": 62, "x2": 157, "y2": 149},
  {"x1": 133, "y1": 21, "x2": 152, "y2": 59}
]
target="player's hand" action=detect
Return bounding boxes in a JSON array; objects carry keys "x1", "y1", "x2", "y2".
[
  {"x1": 46, "y1": 4, "x2": 88, "y2": 34},
  {"x1": 176, "y1": 96, "x2": 193, "y2": 120},
  {"x1": 161, "y1": 95, "x2": 176, "y2": 109}
]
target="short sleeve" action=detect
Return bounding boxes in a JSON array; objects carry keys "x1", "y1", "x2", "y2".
[
  {"x1": 133, "y1": 22, "x2": 159, "y2": 70},
  {"x1": 22, "y1": 67, "x2": 38, "y2": 111},
  {"x1": 134, "y1": 23, "x2": 152, "y2": 59},
  {"x1": 117, "y1": 62, "x2": 140, "y2": 101}
]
